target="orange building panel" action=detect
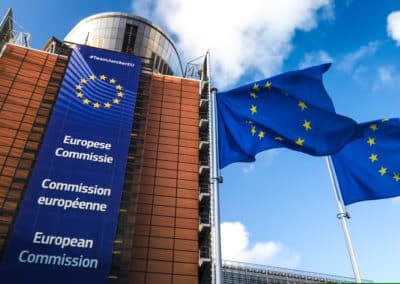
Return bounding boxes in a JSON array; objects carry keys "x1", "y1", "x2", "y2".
[
  {"x1": 126, "y1": 75, "x2": 199, "y2": 283},
  {"x1": 0, "y1": 44, "x2": 68, "y2": 259}
]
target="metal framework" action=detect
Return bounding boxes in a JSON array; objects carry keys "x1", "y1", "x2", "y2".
[
  {"x1": 222, "y1": 260, "x2": 370, "y2": 284},
  {"x1": 0, "y1": 8, "x2": 31, "y2": 49},
  {"x1": 198, "y1": 51, "x2": 213, "y2": 284},
  {"x1": 0, "y1": 8, "x2": 13, "y2": 50}
]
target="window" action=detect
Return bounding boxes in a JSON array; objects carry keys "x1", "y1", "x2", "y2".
[{"x1": 122, "y1": 24, "x2": 138, "y2": 54}]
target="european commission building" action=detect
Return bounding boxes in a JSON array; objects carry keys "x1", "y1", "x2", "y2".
[{"x1": 0, "y1": 9, "x2": 360, "y2": 284}]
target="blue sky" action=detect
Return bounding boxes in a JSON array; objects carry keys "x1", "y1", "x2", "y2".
[{"x1": 2, "y1": 0, "x2": 400, "y2": 281}]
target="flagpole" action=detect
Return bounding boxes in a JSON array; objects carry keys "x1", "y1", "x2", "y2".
[
  {"x1": 209, "y1": 87, "x2": 223, "y2": 284},
  {"x1": 325, "y1": 156, "x2": 361, "y2": 283}
]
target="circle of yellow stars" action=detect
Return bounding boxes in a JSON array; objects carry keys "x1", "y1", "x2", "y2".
[
  {"x1": 75, "y1": 74, "x2": 124, "y2": 109},
  {"x1": 366, "y1": 119, "x2": 400, "y2": 182},
  {"x1": 246, "y1": 81, "x2": 310, "y2": 147}
]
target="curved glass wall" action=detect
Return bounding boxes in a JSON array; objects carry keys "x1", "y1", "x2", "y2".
[{"x1": 64, "y1": 12, "x2": 183, "y2": 76}]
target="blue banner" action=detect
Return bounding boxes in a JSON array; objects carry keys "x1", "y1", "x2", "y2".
[{"x1": 0, "y1": 45, "x2": 141, "y2": 283}]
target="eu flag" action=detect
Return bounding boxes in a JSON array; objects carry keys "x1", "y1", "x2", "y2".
[
  {"x1": 331, "y1": 118, "x2": 400, "y2": 205},
  {"x1": 217, "y1": 64, "x2": 358, "y2": 168}
]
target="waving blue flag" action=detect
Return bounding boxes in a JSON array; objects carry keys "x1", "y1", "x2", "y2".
[
  {"x1": 331, "y1": 118, "x2": 400, "y2": 205},
  {"x1": 217, "y1": 64, "x2": 358, "y2": 168}
]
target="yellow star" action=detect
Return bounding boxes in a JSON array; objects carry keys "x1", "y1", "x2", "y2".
[
  {"x1": 295, "y1": 137, "x2": 305, "y2": 146},
  {"x1": 89, "y1": 74, "x2": 96, "y2": 80},
  {"x1": 250, "y1": 92, "x2": 257, "y2": 99},
  {"x1": 76, "y1": 92, "x2": 84, "y2": 98},
  {"x1": 369, "y1": 153, "x2": 378, "y2": 163},
  {"x1": 76, "y1": 84, "x2": 82, "y2": 90},
  {"x1": 378, "y1": 166, "x2": 387, "y2": 176},
  {"x1": 303, "y1": 120, "x2": 312, "y2": 131},
  {"x1": 100, "y1": 75, "x2": 107, "y2": 80},
  {"x1": 265, "y1": 81, "x2": 272, "y2": 90},
  {"x1": 116, "y1": 84, "x2": 123, "y2": 90},
  {"x1": 117, "y1": 92, "x2": 124, "y2": 98},
  {"x1": 298, "y1": 101, "x2": 308, "y2": 111},
  {"x1": 370, "y1": 124, "x2": 378, "y2": 131},
  {"x1": 93, "y1": 102, "x2": 100, "y2": 108},
  {"x1": 109, "y1": 78, "x2": 116, "y2": 84},
  {"x1": 394, "y1": 173, "x2": 400, "y2": 182},
  {"x1": 382, "y1": 118, "x2": 389, "y2": 122},
  {"x1": 258, "y1": 131, "x2": 265, "y2": 140},
  {"x1": 252, "y1": 83, "x2": 260, "y2": 91},
  {"x1": 80, "y1": 78, "x2": 87, "y2": 84},
  {"x1": 367, "y1": 137, "x2": 375, "y2": 146},
  {"x1": 251, "y1": 126, "x2": 256, "y2": 136},
  {"x1": 250, "y1": 105, "x2": 257, "y2": 114},
  {"x1": 274, "y1": 136, "x2": 284, "y2": 141},
  {"x1": 83, "y1": 99, "x2": 90, "y2": 105},
  {"x1": 104, "y1": 102, "x2": 111, "y2": 108},
  {"x1": 113, "y1": 98, "x2": 120, "y2": 104}
]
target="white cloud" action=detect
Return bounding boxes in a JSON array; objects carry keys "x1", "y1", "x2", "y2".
[
  {"x1": 132, "y1": 0, "x2": 333, "y2": 88},
  {"x1": 387, "y1": 11, "x2": 400, "y2": 45},
  {"x1": 337, "y1": 41, "x2": 380, "y2": 72},
  {"x1": 221, "y1": 222, "x2": 300, "y2": 267},
  {"x1": 373, "y1": 65, "x2": 400, "y2": 90},
  {"x1": 377, "y1": 66, "x2": 396, "y2": 85},
  {"x1": 242, "y1": 164, "x2": 256, "y2": 174},
  {"x1": 298, "y1": 50, "x2": 333, "y2": 69},
  {"x1": 241, "y1": 149, "x2": 281, "y2": 174}
]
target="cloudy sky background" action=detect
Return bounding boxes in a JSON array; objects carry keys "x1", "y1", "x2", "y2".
[
  {"x1": 130, "y1": 1, "x2": 400, "y2": 280},
  {"x1": 132, "y1": 0, "x2": 333, "y2": 88}
]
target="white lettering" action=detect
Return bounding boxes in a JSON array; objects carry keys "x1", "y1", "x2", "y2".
[
  {"x1": 18, "y1": 250, "x2": 98, "y2": 269},
  {"x1": 33, "y1": 232, "x2": 93, "y2": 249},
  {"x1": 55, "y1": 148, "x2": 113, "y2": 164},
  {"x1": 63, "y1": 135, "x2": 111, "y2": 150},
  {"x1": 41, "y1": 178, "x2": 111, "y2": 197},
  {"x1": 37, "y1": 196, "x2": 107, "y2": 212}
]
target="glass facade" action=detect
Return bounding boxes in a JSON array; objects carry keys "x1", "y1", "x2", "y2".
[{"x1": 64, "y1": 12, "x2": 183, "y2": 76}]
